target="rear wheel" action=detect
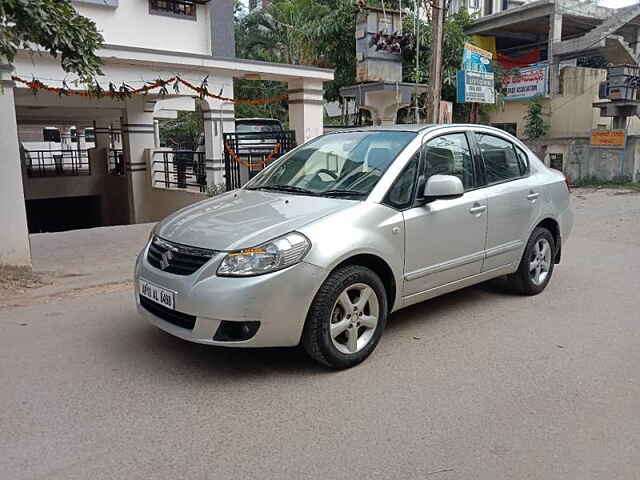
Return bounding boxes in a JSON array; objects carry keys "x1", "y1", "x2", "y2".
[
  {"x1": 511, "y1": 227, "x2": 555, "y2": 295},
  {"x1": 302, "y1": 265, "x2": 387, "y2": 369}
]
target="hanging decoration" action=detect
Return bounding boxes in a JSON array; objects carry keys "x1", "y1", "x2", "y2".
[
  {"x1": 11, "y1": 76, "x2": 289, "y2": 105},
  {"x1": 496, "y1": 49, "x2": 542, "y2": 70},
  {"x1": 224, "y1": 142, "x2": 282, "y2": 170}
]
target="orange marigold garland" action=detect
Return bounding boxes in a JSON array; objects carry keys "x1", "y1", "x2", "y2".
[
  {"x1": 224, "y1": 142, "x2": 281, "y2": 170},
  {"x1": 11, "y1": 75, "x2": 288, "y2": 105}
]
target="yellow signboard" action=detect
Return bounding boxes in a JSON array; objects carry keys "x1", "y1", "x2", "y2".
[
  {"x1": 591, "y1": 129, "x2": 626, "y2": 148},
  {"x1": 470, "y1": 36, "x2": 496, "y2": 55}
]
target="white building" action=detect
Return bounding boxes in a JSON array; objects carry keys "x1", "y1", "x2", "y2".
[{"x1": 1, "y1": 0, "x2": 333, "y2": 266}]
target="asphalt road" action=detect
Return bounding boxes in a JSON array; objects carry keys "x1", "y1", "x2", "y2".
[{"x1": 1, "y1": 189, "x2": 639, "y2": 479}]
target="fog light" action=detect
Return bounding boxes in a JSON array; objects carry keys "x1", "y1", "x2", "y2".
[{"x1": 213, "y1": 321, "x2": 260, "y2": 342}]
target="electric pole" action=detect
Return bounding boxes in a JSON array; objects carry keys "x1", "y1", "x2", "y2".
[{"x1": 430, "y1": 0, "x2": 445, "y2": 123}]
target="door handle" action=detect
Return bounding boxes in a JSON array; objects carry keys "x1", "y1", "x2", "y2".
[
  {"x1": 527, "y1": 191, "x2": 540, "y2": 201},
  {"x1": 469, "y1": 204, "x2": 487, "y2": 215}
]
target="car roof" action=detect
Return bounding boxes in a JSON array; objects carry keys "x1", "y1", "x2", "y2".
[
  {"x1": 326, "y1": 124, "x2": 511, "y2": 135},
  {"x1": 235, "y1": 118, "x2": 282, "y2": 123}
]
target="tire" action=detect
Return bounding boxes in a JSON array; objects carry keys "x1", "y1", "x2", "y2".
[
  {"x1": 302, "y1": 265, "x2": 388, "y2": 369},
  {"x1": 510, "y1": 227, "x2": 556, "y2": 295}
]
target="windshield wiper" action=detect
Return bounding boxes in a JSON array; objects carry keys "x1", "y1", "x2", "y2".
[
  {"x1": 251, "y1": 184, "x2": 317, "y2": 195},
  {"x1": 321, "y1": 189, "x2": 367, "y2": 198}
]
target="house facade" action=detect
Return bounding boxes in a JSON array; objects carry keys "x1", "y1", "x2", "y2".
[
  {"x1": 1, "y1": 0, "x2": 333, "y2": 266},
  {"x1": 464, "y1": 0, "x2": 640, "y2": 182}
]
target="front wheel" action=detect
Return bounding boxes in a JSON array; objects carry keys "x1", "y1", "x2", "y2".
[
  {"x1": 302, "y1": 265, "x2": 387, "y2": 369},
  {"x1": 510, "y1": 227, "x2": 556, "y2": 295}
]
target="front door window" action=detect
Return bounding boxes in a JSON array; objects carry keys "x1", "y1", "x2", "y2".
[{"x1": 402, "y1": 132, "x2": 488, "y2": 297}]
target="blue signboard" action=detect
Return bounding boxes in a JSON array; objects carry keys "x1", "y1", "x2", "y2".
[
  {"x1": 461, "y1": 43, "x2": 493, "y2": 74},
  {"x1": 457, "y1": 70, "x2": 495, "y2": 104}
]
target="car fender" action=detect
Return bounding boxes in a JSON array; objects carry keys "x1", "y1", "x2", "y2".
[{"x1": 298, "y1": 202, "x2": 405, "y2": 311}]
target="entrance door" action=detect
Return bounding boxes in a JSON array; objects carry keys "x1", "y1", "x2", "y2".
[{"x1": 403, "y1": 132, "x2": 488, "y2": 297}]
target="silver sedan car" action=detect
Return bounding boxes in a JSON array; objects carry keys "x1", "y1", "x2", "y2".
[{"x1": 135, "y1": 125, "x2": 573, "y2": 369}]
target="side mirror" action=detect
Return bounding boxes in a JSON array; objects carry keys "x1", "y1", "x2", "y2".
[{"x1": 422, "y1": 174, "x2": 464, "y2": 201}]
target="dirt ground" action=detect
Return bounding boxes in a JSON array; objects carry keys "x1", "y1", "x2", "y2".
[{"x1": 0, "y1": 264, "x2": 49, "y2": 296}]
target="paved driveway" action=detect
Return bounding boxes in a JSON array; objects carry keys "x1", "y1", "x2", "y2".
[{"x1": 1, "y1": 189, "x2": 639, "y2": 479}]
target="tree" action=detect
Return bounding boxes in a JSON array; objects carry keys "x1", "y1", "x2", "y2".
[
  {"x1": 402, "y1": 9, "x2": 474, "y2": 103},
  {"x1": 159, "y1": 108, "x2": 203, "y2": 150},
  {"x1": 523, "y1": 97, "x2": 549, "y2": 139},
  {"x1": 0, "y1": 0, "x2": 103, "y2": 81},
  {"x1": 235, "y1": 0, "x2": 357, "y2": 117}
]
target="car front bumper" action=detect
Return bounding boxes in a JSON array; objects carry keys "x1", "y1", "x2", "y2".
[{"x1": 134, "y1": 244, "x2": 326, "y2": 347}]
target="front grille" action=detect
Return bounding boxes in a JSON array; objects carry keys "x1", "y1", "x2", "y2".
[
  {"x1": 147, "y1": 236, "x2": 215, "y2": 275},
  {"x1": 140, "y1": 296, "x2": 196, "y2": 330}
]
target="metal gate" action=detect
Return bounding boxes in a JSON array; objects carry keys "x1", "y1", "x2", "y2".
[{"x1": 223, "y1": 130, "x2": 296, "y2": 191}]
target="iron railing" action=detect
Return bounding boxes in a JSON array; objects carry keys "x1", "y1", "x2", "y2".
[
  {"x1": 223, "y1": 130, "x2": 296, "y2": 190},
  {"x1": 149, "y1": 0, "x2": 196, "y2": 17},
  {"x1": 151, "y1": 150, "x2": 207, "y2": 192},
  {"x1": 108, "y1": 149, "x2": 125, "y2": 176},
  {"x1": 23, "y1": 149, "x2": 90, "y2": 177}
]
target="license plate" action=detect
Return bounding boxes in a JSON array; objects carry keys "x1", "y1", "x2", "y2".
[{"x1": 139, "y1": 279, "x2": 175, "y2": 310}]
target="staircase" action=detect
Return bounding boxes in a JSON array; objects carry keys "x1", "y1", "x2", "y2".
[{"x1": 554, "y1": 3, "x2": 640, "y2": 65}]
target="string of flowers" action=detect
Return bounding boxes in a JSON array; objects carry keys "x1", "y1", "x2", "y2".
[
  {"x1": 11, "y1": 75, "x2": 288, "y2": 105},
  {"x1": 224, "y1": 142, "x2": 282, "y2": 170}
]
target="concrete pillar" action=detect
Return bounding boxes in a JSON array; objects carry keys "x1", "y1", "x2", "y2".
[
  {"x1": 288, "y1": 79, "x2": 324, "y2": 144},
  {"x1": 210, "y1": 0, "x2": 235, "y2": 57},
  {"x1": 93, "y1": 119, "x2": 111, "y2": 151},
  {"x1": 0, "y1": 66, "x2": 32, "y2": 266},
  {"x1": 153, "y1": 119, "x2": 160, "y2": 148},
  {"x1": 202, "y1": 96, "x2": 235, "y2": 188},
  {"x1": 78, "y1": 130, "x2": 87, "y2": 151},
  {"x1": 123, "y1": 98, "x2": 156, "y2": 223},
  {"x1": 548, "y1": 11, "x2": 563, "y2": 95},
  {"x1": 61, "y1": 126, "x2": 73, "y2": 151}
]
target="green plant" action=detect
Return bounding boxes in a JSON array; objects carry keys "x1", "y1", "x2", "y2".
[
  {"x1": 0, "y1": 0, "x2": 103, "y2": 82},
  {"x1": 572, "y1": 176, "x2": 640, "y2": 190},
  {"x1": 236, "y1": 0, "x2": 357, "y2": 105},
  {"x1": 524, "y1": 97, "x2": 549, "y2": 139},
  {"x1": 159, "y1": 109, "x2": 203, "y2": 150}
]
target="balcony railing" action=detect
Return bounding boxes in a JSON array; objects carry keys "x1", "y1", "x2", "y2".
[
  {"x1": 23, "y1": 149, "x2": 90, "y2": 177},
  {"x1": 108, "y1": 149, "x2": 125, "y2": 176},
  {"x1": 223, "y1": 130, "x2": 296, "y2": 190},
  {"x1": 151, "y1": 150, "x2": 207, "y2": 193},
  {"x1": 149, "y1": 0, "x2": 196, "y2": 18}
]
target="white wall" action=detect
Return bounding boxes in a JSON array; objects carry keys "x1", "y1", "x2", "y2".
[{"x1": 73, "y1": 1, "x2": 211, "y2": 56}]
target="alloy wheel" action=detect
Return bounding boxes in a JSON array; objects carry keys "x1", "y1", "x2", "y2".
[
  {"x1": 329, "y1": 283, "x2": 379, "y2": 355},
  {"x1": 529, "y1": 237, "x2": 552, "y2": 286}
]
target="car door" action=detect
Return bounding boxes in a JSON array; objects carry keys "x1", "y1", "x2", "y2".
[
  {"x1": 402, "y1": 131, "x2": 488, "y2": 297},
  {"x1": 471, "y1": 130, "x2": 542, "y2": 271}
]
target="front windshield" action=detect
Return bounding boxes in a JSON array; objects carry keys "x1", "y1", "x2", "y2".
[{"x1": 245, "y1": 131, "x2": 416, "y2": 198}]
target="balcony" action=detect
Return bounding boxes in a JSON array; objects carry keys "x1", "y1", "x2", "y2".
[
  {"x1": 23, "y1": 149, "x2": 91, "y2": 177},
  {"x1": 151, "y1": 150, "x2": 207, "y2": 193}
]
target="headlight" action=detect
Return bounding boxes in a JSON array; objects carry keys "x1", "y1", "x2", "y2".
[
  {"x1": 217, "y1": 232, "x2": 311, "y2": 277},
  {"x1": 148, "y1": 224, "x2": 159, "y2": 243}
]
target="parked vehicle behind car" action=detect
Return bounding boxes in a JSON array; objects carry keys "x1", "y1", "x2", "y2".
[
  {"x1": 135, "y1": 124, "x2": 573, "y2": 369},
  {"x1": 235, "y1": 118, "x2": 284, "y2": 134},
  {"x1": 234, "y1": 118, "x2": 284, "y2": 154}
]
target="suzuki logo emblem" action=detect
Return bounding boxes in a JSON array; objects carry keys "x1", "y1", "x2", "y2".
[{"x1": 160, "y1": 249, "x2": 174, "y2": 270}]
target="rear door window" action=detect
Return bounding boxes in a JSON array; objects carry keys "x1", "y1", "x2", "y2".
[{"x1": 475, "y1": 133, "x2": 528, "y2": 184}]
